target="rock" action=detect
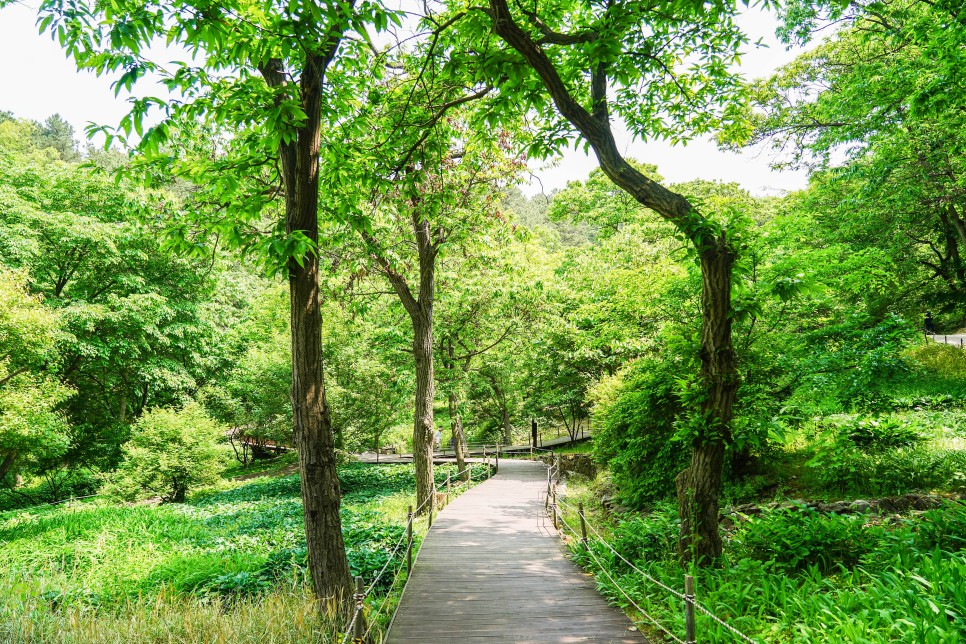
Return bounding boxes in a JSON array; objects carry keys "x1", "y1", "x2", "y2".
[
  {"x1": 735, "y1": 503, "x2": 762, "y2": 516},
  {"x1": 850, "y1": 500, "x2": 872, "y2": 513},
  {"x1": 825, "y1": 501, "x2": 852, "y2": 514},
  {"x1": 911, "y1": 494, "x2": 942, "y2": 510},
  {"x1": 878, "y1": 496, "x2": 911, "y2": 513},
  {"x1": 557, "y1": 454, "x2": 597, "y2": 479}
]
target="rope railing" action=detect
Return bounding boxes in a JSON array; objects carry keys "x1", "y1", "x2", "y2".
[
  {"x1": 437, "y1": 442, "x2": 553, "y2": 456},
  {"x1": 544, "y1": 461, "x2": 760, "y2": 644},
  {"x1": 341, "y1": 461, "x2": 489, "y2": 644}
]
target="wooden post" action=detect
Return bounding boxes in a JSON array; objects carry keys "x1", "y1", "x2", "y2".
[
  {"x1": 579, "y1": 502, "x2": 588, "y2": 550},
  {"x1": 446, "y1": 474, "x2": 451, "y2": 504},
  {"x1": 353, "y1": 575, "x2": 366, "y2": 643},
  {"x1": 495, "y1": 445, "x2": 500, "y2": 474},
  {"x1": 545, "y1": 468, "x2": 550, "y2": 512},
  {"x1": 684, "y1": 574, "x2": 696, "y2": 644},
  {"x1": 552, "y1": 487, "x2": 558, "y2": 530},
  {"x1": 406, "y1": 506, "x2": 413, "y2": 575},
  {"x1": 428, "y1": 503, "x2": 434, "y2": 529}
]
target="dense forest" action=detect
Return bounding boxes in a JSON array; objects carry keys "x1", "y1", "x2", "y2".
[{"x1": 1, "y1": 0, "x2": 965, "y2": 642}]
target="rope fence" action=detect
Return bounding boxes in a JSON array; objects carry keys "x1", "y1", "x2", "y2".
[
  {"x1": 544, "y1": 457, "x2": 760, "y2": 644},
  {"x1": 340, "y1": 461, "x2": 490, "y2": 644}
]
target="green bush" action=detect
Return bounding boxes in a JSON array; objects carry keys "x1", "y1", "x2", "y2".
[
  {"x1": 609, "y1": 504, "x2": 679, "y2": 566},
  {"x1": 737, "y1": 508, "x2": 882, "y2": 574},
  {"x1": 914, "y1": 503, "x2": 966, "y2": 553},
  {"x1": 842, "y1": 416, "x2": 924, "y2": 450},
  {"x1": 107, "y1": 404, "x2": 227, "y2": 503},
  {"x1": 804, "y1": 444, "x2": 966, "y2": 496},
  {"x1": 907, "y1": 342, "x2": 966, "y2": 379},
  {"x1": 592, "y1": 358, "x2": 690, "y2": 506}
]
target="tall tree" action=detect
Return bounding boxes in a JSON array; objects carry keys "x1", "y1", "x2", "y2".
[
  {"x1": 432, "y1": 0, "x2": 758, "y2": 562},
  {"x1": 19, "y1": 0, "x2": 397, "y2": 602},
  {"x1": 0, "y1": 269, "x2": 70, "y2": 482},
  {"x1": 325, "y1": 109, "x2": 519, "y2": 511},
  {"x1": 734, "y1": 0, "x2": 966, "y2": 325},
  {"x1": 0, "y1": 116, "x2": 228, "y2": 478}
]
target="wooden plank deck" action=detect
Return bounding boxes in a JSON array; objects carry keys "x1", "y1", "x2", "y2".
[{"x1": 386, "y1": 459, "x2": 645, "y2": 643}]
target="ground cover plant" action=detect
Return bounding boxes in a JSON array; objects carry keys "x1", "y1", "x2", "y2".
[
  {"x1": 560, "y1": 479, "x2": 966, "y2": 643},
  {"x1": 0, "y1": 461, "x2": 483, "y2": 643}
]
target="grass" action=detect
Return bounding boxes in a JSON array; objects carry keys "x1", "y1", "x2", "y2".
[
  {"x1": 0, "y1": 586, "x2": 342, "y2": 644},
  {"x1": 221, "y1": 450, "x2": 300, "y2": 480},
  {"x1": 558, "y1": 476, "x2": 966, "y2": 643},
  {"x1": 0, "y1": 461, "x2": 487, "y2": 643}
]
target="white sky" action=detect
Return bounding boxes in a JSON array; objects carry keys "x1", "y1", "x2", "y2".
[{"x1": 0, "y1": 2, "x2": 809, "y2": 197}]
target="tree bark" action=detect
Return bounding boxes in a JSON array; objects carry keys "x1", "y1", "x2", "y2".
[
  {"x1": 384, "y1": 209, "x2": 439, "y2": 515},
  {"x1": 412, "y1": 314, "x2": 436, "y2": 514},
  {"x1": 289, "y1": 251, "x2": 352, "y2": 600},
  {"x1": 261, "y1": 47, "x2": 353, "y2": 602},
  {"x1": 676, "y1": 245, "x2": 738, "y2": 565}
]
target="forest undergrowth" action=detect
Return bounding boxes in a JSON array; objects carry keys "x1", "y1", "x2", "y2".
[
  {"x1": 558, "y1": 378, "x2": 966, "y2": 643},
  {"x1": 0, "y1": 462, "x2": 483, "y2": 643}
]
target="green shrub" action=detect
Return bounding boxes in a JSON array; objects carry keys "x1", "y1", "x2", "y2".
[
  {"x1": 915, "y1": 502, "x2": 966, "y2": 553},
  {"x1": 107, "y1": 404, "x2": 227, "y2": 503},
  {"x1": 609, "y1": 504, "x2": 679, "y2": 566},
  {"x1": 907, "y1": 342, "x2": 966, "y2": 379},
  {"x1": 810, "y1": 413, "x2": 925, "y2": 451},
  {"x1": 592, "y1": 358, "x2": 690, "y2": 506},
  {"x1": 843, "y1": 416, "x2": 924, "y2": 449},
  {"x1": 804, "y1": 444, "x2": 966, "y2": 496},
  {"x1": 737, "y1": 508, "x2": 882, "y2": 574},
  {"x1": 0, "y1": 468, "x2": 100, "y2": 511}
]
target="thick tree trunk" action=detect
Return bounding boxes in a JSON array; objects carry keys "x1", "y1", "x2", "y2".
[
  {"x1": 290, "y1": 256, "x2": 352, "y2": 600},
  {"x1": 261, "y1": 48, "x2": 353, "y2": 603},
  {"x1": 500, "y1": 393, "x2": 512, "y2": 444},
  {"x1": 676, "y1": 244, "x2": 738, "y2": 565},
  {"x1": 384, "y1": 210, "x2": 439, "y2": 515},
  {"x1": 449, "y1": 391, "x2": 469, "y2": 482},
  {"x1": 412, "y1": 315, "x2": 436, "y2": 515}
]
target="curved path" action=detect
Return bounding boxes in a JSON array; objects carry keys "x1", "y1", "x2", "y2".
[
  {"x1": 386, "y1": 459, "x2": 644, "y2": 643},
  {"x1": 928, "y1": 333, "x2": 966, "y2": 347}
]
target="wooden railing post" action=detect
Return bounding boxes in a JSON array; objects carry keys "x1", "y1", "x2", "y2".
[
  {"x1": 545, "y1": 467, "x2": 551, "y2": 512},
  {"x1": 352, "y1": 575, "x2": 366, "y2": 643},
  {"x1": 495, "y1": 445, "x2": 500, "y2": 474},
  {"x1": 406, "y1": 506, "x2": 413, "y2": 575},
  {"x1": 684, "y1": 574, "x2": 696, "y2": 644},
  {"x1": 579, "y1": 502, "x2": 588, "y2": 550},
  {"x1": 551, "y1": 486, "x2": 558, "y2": 531},
  {"x1": 446, "y1": 474, "x2": 451, "y2": 504}
]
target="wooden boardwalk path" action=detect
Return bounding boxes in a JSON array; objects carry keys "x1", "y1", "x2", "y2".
[{"x1": 386, "y1": 459, "x2": 645, "y2": 643}]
